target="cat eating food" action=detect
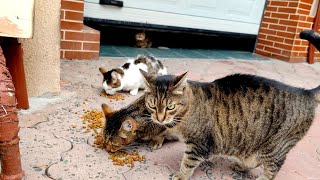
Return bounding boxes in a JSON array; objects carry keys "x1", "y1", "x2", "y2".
[
  {"x1": 140, "y1": 70, "x2": 320, "y2": 180},
  {"x1": 99, "y1": 55, "x2": 167, "y2": 96},
  {"x1": 102, "y1": 96, "x2": 177, "y2": 152}
]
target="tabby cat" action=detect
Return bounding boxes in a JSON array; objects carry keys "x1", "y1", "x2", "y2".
[
  {"x1": 102, "y1": 96, "x2": 176, "y2": 152},
  {"x1": 140, "y1": 70, "x2": 320, "y2": 180},
  {"x1": 135, "y1": 31, "x2": 152, "y2": 48}
]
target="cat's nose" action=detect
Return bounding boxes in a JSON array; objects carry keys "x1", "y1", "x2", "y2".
[{"x1": 157, "y1": 113, "x2": 165, "y2": 122}]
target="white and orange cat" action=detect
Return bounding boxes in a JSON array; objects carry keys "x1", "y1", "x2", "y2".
[{"x1": 99, "y1": 55, "x2": 167, "y2": 96}]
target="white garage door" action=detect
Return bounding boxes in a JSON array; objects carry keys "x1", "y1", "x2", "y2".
[{"x1": 84, "y1": 0, "x2": 266, "y2": 35}]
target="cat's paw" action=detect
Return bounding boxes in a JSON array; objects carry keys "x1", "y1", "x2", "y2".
[
  {"x1": 129, "y1": 89, "x2": 139, "y2": 96},
  {"x1": 170, "y1": 172, "x2": 187, "y2": 180},
  {"x1": 148, "y1": 140, "x2": 163, "y2": 150}
]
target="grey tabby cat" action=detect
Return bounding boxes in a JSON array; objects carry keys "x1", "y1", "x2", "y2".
[
  {"x1": 103, "y1": 96, "x2": 177, "y2": 152},
  {"x1": 140, "y1": 70, "x2": 320, "y2": 180}
]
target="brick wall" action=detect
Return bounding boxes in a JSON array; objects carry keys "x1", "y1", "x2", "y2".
[
  {"x1": 256, "y1": 0, "x2": 319, "y2": 63},
  {"x1": 61, "y1": 0, "x2": 100, "y2": 60}
]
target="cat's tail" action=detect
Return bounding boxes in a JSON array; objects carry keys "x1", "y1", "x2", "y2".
[{"x1": 311, "y1": 85, "x2": 320, "y2": 103}]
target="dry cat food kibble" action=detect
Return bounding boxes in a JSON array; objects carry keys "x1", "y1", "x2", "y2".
[
  {"x1": 108, "y1": 151, "x2": 145, "y2": 167},
  {"x1": 99, "y1": 91, "x2": 125, "y2": 100},
  {"x1": 81, "y1": 109, "x2": 104, "y2": 134},
  {"x1": 81, "y1": 109, "x2": 146, "y2": 167}
]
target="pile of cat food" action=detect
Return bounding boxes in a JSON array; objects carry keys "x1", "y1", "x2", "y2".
[
  {"x1": 81, "y1": 109, "x2": 107, "y2": 149},
  {"x1": 109, "y1": 151, "x2": 145, "y2": 167},
  {"x1": 81, "y1": 109, "x2": 146, "y2": 167},
  {"x1": 99, "y1": 91, "x2": 125, "y2": 101}
]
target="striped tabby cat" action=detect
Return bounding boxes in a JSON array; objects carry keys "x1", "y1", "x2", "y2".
[
  {"x1": 102, "y1": 96, "x2": 175, "y2": 152},
  {"x1": 140, "y1": 70, "x2": 320, "y2": 180}
]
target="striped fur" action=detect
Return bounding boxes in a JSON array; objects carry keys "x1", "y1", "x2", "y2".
[
  {"x1": 102, "y1": 96, "x2": 170, "y2": 152},
  {"x1": 141, "y1": 72, "x2": 320, "y2": 180}
]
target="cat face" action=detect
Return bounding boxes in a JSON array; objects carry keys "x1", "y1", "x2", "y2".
[
  {"x1": 101, "y1": 103, "x2": 138, "y2": 152},
  {"x1": 140, "y1": 70, "x2": 188, "y2": 127},
  {"x1": 135, "y1": 32, "x2": 146, "y2": 41},
  {"x1": 99, "y1": 67, "x2": 124, "y2": 95}
]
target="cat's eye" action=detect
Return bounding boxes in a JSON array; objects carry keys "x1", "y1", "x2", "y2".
[{"x1": 167, "y1": 104, "x2": 175, "y2": 110}]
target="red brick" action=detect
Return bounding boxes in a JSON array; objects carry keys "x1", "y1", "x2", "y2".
[
  {"x1": 267, "y1": 35, "x2": 284, "y2": 43},
  {"x1": 299, "y1": 3, "x2": 312, "y2": 10},
  {"x1": 83, "y1": 42, "x2": 100, "y2": 51},
  {"x1": 289, "y1": 14, "x2": 301, "y2": 21},
  {"x1": 265, "y1": 46, "x2": 282, "y2": 54},
  {"x1": 286, "y1": 27, "x2": 296, "y2": 33},
  {"x1": 293, "y1": 46, "x2": 307, "y2": 51},
  {"x1": 284, "y1": 39, "x2": 294, "y2": 45},
  {"x1": 61, "y1": 31, "x2": 65, "y2": 40},
  {"x1": 255, "y1": 49, "x2": 271, "y2": 57},
  {"x1": 291, "y1": 52, "x2": 300, "y2": 56},
  {"x1": 65, "y1": 11, "x2": 83, "y2": 21},
  {"x1": 61, "y1": 21, "x2": 83, "y2": 31},
  {"x1": 274, "y1": 42, "x2": 292, "y2": 50},
  {"x1": 61, "y1": 0, "x2": 84, "y2": 11},
  {"x1": 263, "y1": 17, "x2": 279, "y2": 24},
  {"x1": 270, "y1": 1, "x2": 288, "y2": 7},
  {"x1": 278, "y1": 7, "x2": 297, "y2": 14},
  {"x1": 61, "y1": 41, "x2": 82, "y2": 50},
  {"x1": 306, "y1": 17, "x2": 314, "y2": 22},
  {"x1": 258, "y1": 33, "x2": 267, "y2": 39},
  {"x1": 294, "y1": 40, "x2": 303, "y2": 45},
  {"x1": 276, "y1": 31, "x2": 295, "y2": 39},
  {"x1": 281, "y1": 50, "x2": 292, "y2": 56},
  {"x1": 298, "y1": 52, "x2": 308, "y2": 57},
  {"x1": 60, "y1": 50, "x2": 65, "y2": 59},
  {"x1": 271, "y1": 12, "x2": 289, "y2": 19},
  {"x1": 288, "y1": 2, "x2": 299, "y2": 8},
  {"x1": 297, "y1": 9, "x2": 309, "y2": 15},
  {"x1": 261, "y1": 22, "x2": 269, "y2": 28},
  {"x1": 269, "y1": 24, "x2": 287, "y2": 31},
  {"x1": 279, "y1": 20, "x2": 298, "y2": 27},
  {"x1": 298, "y1": 22, "x2": 312, "y2": 28},
  {"x1": 265, "y1": 6, "x2": 278, "y2": 12},
  {"x1": 61, "y1": 10, "x2": 65, "y2": 20},
  {"x1": 64, "y1": 51, "x2": 99, "y2": 60},
  {"x1": 259, "y1": 28, "x2": 277, "y2": 35},
  {"x1": 257, "y1": 39, "x2": 274, "y2": 46},
  {"x1": 300, "y1": 41, "x2": 309, "y2": 46},
  {"x1": 255, "y1": 44, "x2": 264, "y2": 50},
  {"x1": 264, "y1": 11, "x2": 271, "y2": 17},
  {"x1": 271, "y1": 54, "x2": 290, "y2": 61},
  {"x1": 65, "y1": 31, "x2": 100, "y2": 41},
  {"x1": 300, "y1": 0, "x2": 313, "y2": 4}
]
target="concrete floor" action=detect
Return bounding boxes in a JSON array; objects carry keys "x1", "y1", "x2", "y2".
[{"x1": 17, "y1": 57, "x2": 320, "y2": 180}]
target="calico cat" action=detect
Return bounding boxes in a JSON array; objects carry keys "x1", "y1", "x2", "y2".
[
  {"x1": 135, "y1": 31, "x2": 152, "y2": 48},
  {"x1": 140, "y1": 70, "x2": 320, "y2": 180},
  {"x1": 99, "y1": 55, "x2": 167, "y2": 96},
  {"x1": 102, "y1": 96, "x2": 176, "y2": 152}
]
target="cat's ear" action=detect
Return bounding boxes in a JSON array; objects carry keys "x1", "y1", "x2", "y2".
[
  {"x1": 139, "y1": 69, "x2": 152, "y2": 92},
  {"x1": 99, "y1": 67, "x2": 107, "y2": 74},
  {"x1": 101, "y1": 103, "x2": 116, "y2": 119},
  {"x1": 122, "y1": 118, "x2": 138, "y2": 133},
  {"x1": 172, "y1": 72, "x2": 188, "y2": 95},
  {"x1": 111, "y1": 71, "x2": 119, "y2": 84}
]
